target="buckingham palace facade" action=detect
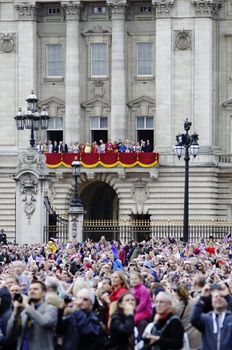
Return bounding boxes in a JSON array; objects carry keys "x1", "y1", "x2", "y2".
[{"x1": 0, "y1": 0, "x2": 232, "y2": 240}]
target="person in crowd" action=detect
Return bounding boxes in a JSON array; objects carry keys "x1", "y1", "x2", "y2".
[
  {"x1": 53, "y1": 140, "x2": 58, "y2": 153},
  {"x1": 143, "y1": 291, "x2": 184, "y2": 350},
  {"x1": 0, "y1": 287, "x2": 16, "y2": 349},
  {"x1": 191, "y1": 283, "x2": 232, "y2": 350},
  {"x1": 72, "y1": 142, "x2": 79, "y2": 153},
  {"x1": 145, "y1": 139, "x2": 153, "y2": 152},
  {"x1": 130, "y1": 272, "x2": 153, "y2": 335},
  {"x1": 119, "y1": 141, "x2": 126, "y2": 153},
  {"x1": 99, "y1": 140, "x2": 106, "y2": 153},
  {"x1": 56, "y1": 288, "x2": 101, "y2": 350},
  {"x1": 0, "y1": 229, "x2": 7, "y2": 245},
  {"x1": 108, "y1": 291, "x2": 140, "y2": 350},
  {"x1": 175, "y1": 282, "x2": 201, "y2": 350},
  {"x1": 12, "y1": 261, "x2": 30, "y2": 293},
  {"x1": 48, "y1": 140, "x2": 53, "y2": 153},
  {"x1": 84, "y1": 142, "x2": 92, "y2": 153},
  {"x1": 7, "y1": 280, "x2": 58, "y2": 350},
  {"x1": 106, "y1": 139, "x2": 113, "y2": 152},
  {"x1": 60, "y1": 141, "x2": 68, "y2": 153}
]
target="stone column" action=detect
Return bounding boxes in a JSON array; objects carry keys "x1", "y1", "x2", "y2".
[
  {"x1": 191, "y1": 0, "x2": 222, "y2": 152},
  {"x1": 14, "y1": 150, "x2": 50, "y2": 244},
  {"x1": 68, "y1": 206, "x2": 85, "y2": 242},
  {"x1": 152, "y1": 0, "x2": 174, "y2": 154},
  {"x1": 61, "y1": 1, "x2": 81, "y2": 144},
  {"x1": 107, "y1": 0, "x2": 127, "y2": 142},
  {"x1": 14, "y1": 1, "x2": 37, "y2": 150}
]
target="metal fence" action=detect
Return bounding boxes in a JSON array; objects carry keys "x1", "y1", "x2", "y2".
[
  {"x1": 43, "y1": 224, "x2": 68, "y2": 242},
  {"x1": 83, "y1": 219, "x2": 232, "y2": 242}
]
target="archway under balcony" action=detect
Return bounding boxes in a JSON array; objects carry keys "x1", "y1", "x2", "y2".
[
  {"x1": 80, "y1": 181, "x2": 119, "y2": 241},
  {"x1": 80, "y1": 182, "x2": 118, "y2": 220}
]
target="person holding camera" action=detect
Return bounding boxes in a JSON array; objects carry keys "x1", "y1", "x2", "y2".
[
  {"x1": 142, "y1": 291, "x2": 184, "y2": 350},
  {"x1": 190, "y1": 283, "x2": 232, "y2": 350},
  {"x1": 7, "y1": 280, "x2": 58, "y2": 350}
]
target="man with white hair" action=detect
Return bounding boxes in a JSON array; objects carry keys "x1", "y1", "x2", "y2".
[
  {"x1": 56, "y1": 288, "x2": 101, "y2": 350},
  {"x1": 143, "y1": 291, "x2": 184, "y2": 350}
]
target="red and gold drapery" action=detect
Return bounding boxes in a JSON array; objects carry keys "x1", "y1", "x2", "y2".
[{"x1": 45, "y1": 152, "x2": 159, "y2": 169}]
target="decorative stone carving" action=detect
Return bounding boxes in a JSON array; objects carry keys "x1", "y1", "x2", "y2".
[
  {"x1": 152, "y1": 0, "x2": 175, "y2": 15},
  {"x1": 18, "y1": 149, "x2": 47, "y2": 173},
  {"x1": 132, "y1": 179, "x2": 149, "y2": 204},
  {"x1": 61, "y1": 1, "x2": 81, "y2": 20},
  {"x1": 14, "y1": 1, "x2": 37, "y2": 20},
  {"x1": 175, "y1": 30, "x2": 192, "y2": 51},
  {"x1": 93, "y1": 80, "x2": 105, "y2": 97},
  {"x1": 20, "y1": 174, "x2": 38, "y2": 223},
  {"x1": 0, "y1": 33, "x2": 16, "y2": 53},
  {"x1": 191, "y1": 0, "x2": 222, "y2": 17},
  {"x1": 106, "y1": 0, "x2": 127, "y2": 15},
  {"x1": 82, "y1": 25, "x2": 112, "y2": 35}
]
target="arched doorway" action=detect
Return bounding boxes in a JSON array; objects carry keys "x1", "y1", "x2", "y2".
[
  {"x1": 81, "y1": 182, "x2": 118, "y2": 220},
  {"x1": 81, "y1": 182, "x2": 118, "y2": 241}
]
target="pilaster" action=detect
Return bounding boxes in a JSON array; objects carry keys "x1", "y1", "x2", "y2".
[
  {"x1": 153, "y1": 1, "x2": 174, "y2": 153},
  {"x1": 61, "y1": 1, "x2": 81, "y2": 144},
  {"x1": 14, "y1": 1, "x2": 37, "y2": 150},
  {"x1": 107, "y1": 0, "x2": 127, "y2": 142}
]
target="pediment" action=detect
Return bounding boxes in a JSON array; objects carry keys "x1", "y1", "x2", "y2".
[
  {"x1": 82, "y1": 25, "x2": 112, "y2": 35},
  {"x1": 222, "y1": 98, "x2": 232, "y2": 109},
  {"x1": 82, "y1": 97, "x2": 111, "y2": 108},
  {"x1": 37, "y1": 96, "x2": 65, "y2": 108},
  {"x1": 128, "y1": 96, "x2": 156, "y2": 107},
  {"x1": 37, "y1": 96, "x2": 65, "y2": 118}
]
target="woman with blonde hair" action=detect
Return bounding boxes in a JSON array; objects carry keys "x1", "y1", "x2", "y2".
[{"x1": 175, "y1": 282, "x2": 201, "y2": 350}]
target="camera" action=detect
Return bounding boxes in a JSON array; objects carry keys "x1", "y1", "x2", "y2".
[
  {"x1": 13, "y1": 293, "x2": 23, "y2": 303},
  {"x1": 63, "y1": 294, "x2": 72, "y2": 304}
]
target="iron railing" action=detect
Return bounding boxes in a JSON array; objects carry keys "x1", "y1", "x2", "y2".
[{"x1": 83, "y1": 219, "x2": 232, "y2": 242}]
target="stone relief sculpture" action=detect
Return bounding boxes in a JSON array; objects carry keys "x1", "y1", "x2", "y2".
[
  {"x1": 175, "y1": 30, "x2": 192, "y2": 50},
  {"x1": 20, "y1": 175, "x2": 38, "y2": 223},
  {"x1": 152, "y1": 0, "x2": 175, "y2": 14},
  {"x1": 0, "y1": 33, "x2": 16, "y2": 53}
]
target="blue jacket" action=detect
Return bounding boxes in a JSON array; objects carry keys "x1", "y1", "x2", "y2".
[{"x1": 191, "y1": 297, "x2": 232, "y2": 350}]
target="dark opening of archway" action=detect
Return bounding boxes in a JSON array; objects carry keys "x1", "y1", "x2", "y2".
[
  {"x1": 81, "y1": 182, "x2": 118, "y2": 241},
  {"x1": 81, "y1": 182, "x2": 118, "y2": 220}
]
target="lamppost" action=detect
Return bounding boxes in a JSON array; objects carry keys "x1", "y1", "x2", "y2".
[
  {"x1": 71, "y1": 158, "x2": 83, "y2": 208},
  {"x1": 14, "y1": 91, "x2": 50, "y2": 148},
  {"x1": 69, "y1": 158, "x2": 85, "y2": 241},
  {"x1": 175, "y1": 119, "x2": 199, "y2": 243}
]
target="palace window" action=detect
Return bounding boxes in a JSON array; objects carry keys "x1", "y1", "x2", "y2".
[
  {"x1": 47, "y1": 7, "x2": 61, "y2": 16},
  {"x1": 93, "y1": 6, "x2": 106, "y2": 14},
  {"x1": 137, "y1": 43, "x2": 153, "y2": 76},
  {"x1": 47, "y1": 44, "x2": 63, "y2": 77},
  {"x1": 139, "y1": 6, "x2": 151, "y2": 13},
  {"x1": 91, "y1": 43, "x2": 108, "y2": 77},
  {"x1": 136, "y1": 116, "x2": 153, "y2": 129},
  {"x1": 90, "y1": 117, "x2": 108, "y2": 129}
]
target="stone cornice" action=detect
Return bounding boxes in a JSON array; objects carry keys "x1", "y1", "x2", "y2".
[
  {"x1": 152, "y1": 0, "x2": 175, "y2": 16},
  {"x1": 14, "y1": 1, "x2": 37, "y2": 20},
  {"x1": 106, "y1": 0, "x2": 127, "y2": 15},
  {"x1": 191, "y1": 0, "x2": 223, "y2": 17},
  {"x1": 61, "y1": 0, "x2": 81, "y2": 20}
]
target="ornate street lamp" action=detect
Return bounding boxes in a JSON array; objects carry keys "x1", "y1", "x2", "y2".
[
  {"x1": 14, "y1": 91, "x2": 50, "y2": 148},
  {"x1": 71, "y1": 158, "x2": 83, "y2": 208},
  {"x1": 175, "y1": 119, "x2": 199, "y2": 242}
]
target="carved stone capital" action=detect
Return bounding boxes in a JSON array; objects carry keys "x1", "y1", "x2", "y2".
[
  {"x1": 0, "y1": 33, "x2": 16, "y2": 53},
  {"x1": 14, "y1": 1, "x2": 37, "y2": 20},
  {"x1": 106, "y1": 0, "x2": 127, "y2": 15},
  {"x1": 61, "y1": 1, "x2": 81, "y2": 20},
  {"x1": 191, "y1": 0, "x2": 222, "y2": 17},
  {"x1": 175, "y1": 30, "x2": 192, "y2": 50},
  {"x1": 20, "y1": 174, "x2": 38, "y2": 223},
  {"x1": 152, "y1": 0, "x2": 175, "y2": 16}
]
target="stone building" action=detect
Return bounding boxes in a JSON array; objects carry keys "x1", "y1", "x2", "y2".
[{"x1": 0, "y1": 0, "x2": 231, "y2": 241}]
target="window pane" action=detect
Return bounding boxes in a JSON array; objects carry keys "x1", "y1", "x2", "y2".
[
  {"x1": 146, "y1": 117, "x2": 153, "y2": 128},
  {"x1": 90, "y1": 117, "x2": 99, "y2": 129},
  {"x1": 91, "y1": 43, "x2": 107, "y2": 76},
  {"x1": 55, "y1": 117, "x2": 63, "y2": 129},
  {"x1": 137, "y1": 117, "x2": 144, "y2": 129},
  {"x1": 137, "y1": 43, "x2": 153, "y2": 76},
  {"x1": 100, "y1": 117, "x2": 108, "y2": 129},
  {"x1": 48, "y1": 117, "x2": 55, "y2": 130},
  {"x1": 47, "y1": 44, "x2": 62, "y2": 76}
]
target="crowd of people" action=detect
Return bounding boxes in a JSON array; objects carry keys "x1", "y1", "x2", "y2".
[
  {"x1": 0, "y1": 234, "x2": 231, "y2": 349},
  {"x1": 35, "y1": 139, "x2": 153, "y2": 154}
]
